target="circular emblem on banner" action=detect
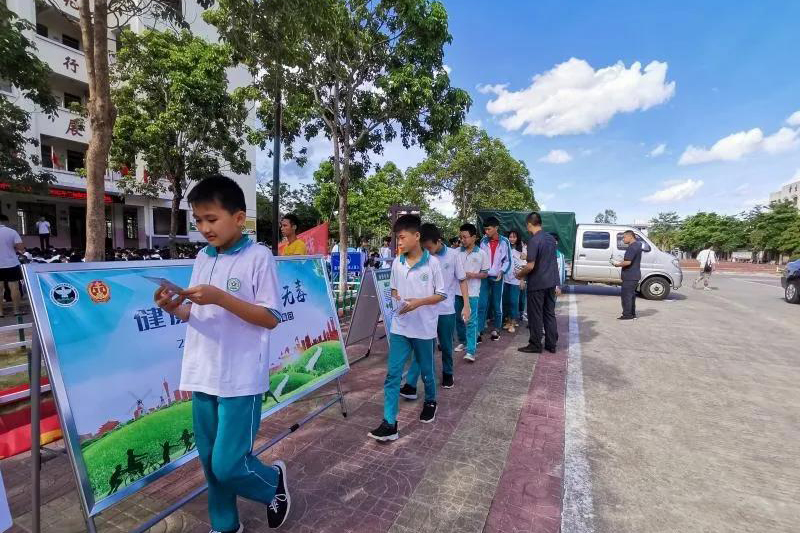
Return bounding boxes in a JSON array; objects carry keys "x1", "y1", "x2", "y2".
[
  {"x1": 87, "y1": 280, "x2": 111, "y2": 303},
  {"x1": 227, "y1": 278, "x2": 241, "y2": 292},
  {"x1": 50, "y1": 283, "x2": 79, "y2": 307},
  {"x1": 421, "y1": 273, "x2": 430, "y2": 282}
]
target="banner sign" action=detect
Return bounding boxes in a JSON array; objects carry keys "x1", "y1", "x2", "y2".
[
  {"x1": 278, "y1": 223, "x2": 329, "y2": 256},
  {"x1": 331, "y1": 251, "x2": 364, "y2": 275},
  {"x1": 0, "y1": 468, "x2": 10, "y2": 533},
  {"x1": 373, "y1": 269, "x2": 395, "y2": 336},
  {"x1": 24, "y1": 255, "x2": 348, "y2": 516}
]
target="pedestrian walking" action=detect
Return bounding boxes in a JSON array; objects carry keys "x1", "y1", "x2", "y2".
[
  {"x1": 693, "y1": 245, "x2": 716, "y2": 291},
  {"x1": 502, "y1": 230, "x2": 524, "y2": 333},
  {"x1": 614, "y1": 230, "x2": 643, "y2": 320},
  {"x1": 478, "y1": 217, "x2": 512, "y2": 342},
  {"x1": 453, "y1": 223, "x2": 489, "y2": 362},
  {"x1": 516, "y1": 212, "x2": 559, "y2": 354}
]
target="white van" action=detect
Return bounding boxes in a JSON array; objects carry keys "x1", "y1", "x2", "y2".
[{"x1": 572, "y1": 224, "x2": 683, "y2": 300}]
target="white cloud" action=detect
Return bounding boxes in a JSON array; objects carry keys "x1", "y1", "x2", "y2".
[
  {"x1": 734, "y1": 183, "x2": 750, "y2": 194},
  {"x1": 442, "y1": 64, "x2": 452, "y2": 75},
  {"x1": 762, "y1": 127, "x2": 799, "y2": 154},
  {"x1": 679, "y1": 118, "x2": 800, "y2": 165},
  {"x1": 642, "y1": 179, "x2": 703, "y2": 203},
  {"x1": 429, "y1": 191, "x2": 456, "y2": 217},
  {"x1": 783, "y1": 169, "x2": 800, "y2": 186},
  {"x1": 479, "y1": 58, "x2": 675, "y2": 136},
  {"x1": 557, "y1": 181, "x2": 574, "y2": 190},
  {"x1": 678, "y1": 128, "x2": 764, "y2": 165},
  {"x1": 538, "y1": 192, "x2": 556, "y2": 201},
  {"x1": 742, "y1": 197, "x2": 769, "y2": 208},
  {"x1": 649, "y1": 143, "x2": 667, "y2": 157},
  {"x1": 469, "y1": 119, "x2": 483, "y2": 128},
  {"x1": 538, "y1": 149, "x2": 572, "y2": 164}
]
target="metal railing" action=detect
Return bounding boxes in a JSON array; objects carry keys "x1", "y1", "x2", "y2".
[{"x1": 0, "y1": 319, "x2": 51, "y2": 405}]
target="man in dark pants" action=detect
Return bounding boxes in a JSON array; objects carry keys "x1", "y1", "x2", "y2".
[
  {"x1": 516, "y1": 212, "x2": 559, "y2": 354},
  {"x1": 614, "y1": 230, "x2": 642, "y2": 320}
]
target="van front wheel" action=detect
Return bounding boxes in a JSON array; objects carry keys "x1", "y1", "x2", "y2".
[{"x1": 641, "y1": 277, "x2": 670, "y2": 300}]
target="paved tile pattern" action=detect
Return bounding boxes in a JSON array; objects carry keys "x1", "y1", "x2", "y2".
[
  {"x1": 3, "y1": 310, "x2": 570, "y2": 532},
  {"x1": 484, "y1": 316, "x2": 568, "y2": 533}
]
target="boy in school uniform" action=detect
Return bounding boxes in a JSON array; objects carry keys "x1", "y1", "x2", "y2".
[
  {"x1": 368, "y1": 215, "x2": 446, "y2": 442},
  {"x1": 155, "y1": 175, "x2": 290, "y2": 533},
  {"x1": 453, "y1": 223, "x2": 490, "y2": 362},
  {"x1": 399, "y1": 223, "x2": 469, "y2": 394},
  {"x1": 478, "y1": 217, "x2": 512, "y2": 342}
]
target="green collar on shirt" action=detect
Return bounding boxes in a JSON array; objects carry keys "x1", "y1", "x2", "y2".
[
  {"x1": 399, "y1": 249, "x2": 430, "y2": 269},
  {"x1": 459, "y1": 245, "x2": 481, "y2": 254},
  {"x1": 434, "y1": 244, "x2": 448, "y2": 257},
  {"x1": 203, "y1": 234, "x2": 251, "y2": 257}
]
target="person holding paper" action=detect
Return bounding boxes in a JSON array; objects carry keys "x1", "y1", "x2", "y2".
[
  {"x1": 613, "y1": 230, "x2": 643, "y2": 320},
  {"x1": 154, "y1": 174, "x2": 290, "y2": 532},
  {"x1": 368, "y1": 215, "x2": 446, "y2": 442},
  {"x1": 399, "y1": 223, "x2": 469, "y2": 395}
]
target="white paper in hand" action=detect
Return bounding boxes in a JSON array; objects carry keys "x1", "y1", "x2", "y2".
[
  {"x1": 142, "y1": 275, "x2": 185, "y2": 294},
  {"x1": 391, "y1": 296, "x2": 408, "y2": 314}
]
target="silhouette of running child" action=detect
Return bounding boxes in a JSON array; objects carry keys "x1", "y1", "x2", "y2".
[
  {"x1": 108, "y1": 464, "x2": 124, "y2": 494},
  {"x1": 126, "y1": 448, "x2": 147, "y2": 476},
  {"x1": 161, "y1": 440, "x2": 180, "y2": 466},
  {"x1": 180, "y1": 429, "x2": 195, "y2": 453}
]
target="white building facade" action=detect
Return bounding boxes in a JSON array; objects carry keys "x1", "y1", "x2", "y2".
[
  {"x1": 1, "y1": 0, "x2": 257, "y2": 251},
  {"x1": 769, "y1": 180, "x2": 800, "y2": 207}
]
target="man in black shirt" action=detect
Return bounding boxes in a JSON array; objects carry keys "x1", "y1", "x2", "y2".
[
  {"x1": 614, "y1": 230, "x2": 643, "y2": 320},
  {"x1": 516, "y1": 212, "x2": 559, "y2": 353}
]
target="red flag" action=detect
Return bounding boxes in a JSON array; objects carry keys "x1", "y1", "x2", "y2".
[
  {"x1": 279, "y1": 222, "x2": 329, "y2": 256},
  {"x1": 120, "y1": 165, "x2": 130, "y2": 176},
  {"x1": 51, "y1": 152, "x2": 61, "y2": 169}
]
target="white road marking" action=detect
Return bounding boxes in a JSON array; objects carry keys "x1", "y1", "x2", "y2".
[{"x1": 561, "y1": 292, "x2": 596, "y2": 533}]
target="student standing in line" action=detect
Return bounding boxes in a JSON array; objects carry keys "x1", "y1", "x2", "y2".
[
  {"x1": 502, "y1": 230, "x2": 525, "y2": 333},
  {"x1": 614, "y1": 230, "x2": 643, "y2": 320},
  {"x1": 379, "y1": 236, "x2": 393, "y2": 268},
  {"x1": 36, "y1": 216, "x2": 51, "y2": 250},
  {"x1": 478, "y1": 217, "x2": 512, "y2": 342},
  {"x1": 453, "y1": 223, "x2": 490, "y2": 362},
  {"x1": 400, "y1": 223, "x2": 469, "y2": 395},
  {"x1": 516, "y1": 212, "x2": 559, "y2": 354},
  {"x1": 369, "y1": 215, "x2": 446, "y2": 442},
  {"x1": 154, "y1": 175, "x2": 290, "y2": 532},
  {"x1": 279, "y1": 214, "x2": 306, "y2": 256}
]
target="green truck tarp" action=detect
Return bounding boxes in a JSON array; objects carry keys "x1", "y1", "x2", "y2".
[{"x1": 476, "y1": 210, "x2": 577, "y2": 260}]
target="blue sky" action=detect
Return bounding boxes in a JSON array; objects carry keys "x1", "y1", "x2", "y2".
[{"x1": 259, "y1": 0, "x2": 800, "y2": 224}]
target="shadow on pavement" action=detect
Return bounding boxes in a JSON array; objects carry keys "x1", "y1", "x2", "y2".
[{"x1": 635, "y1": 309, "x2": 658, "y2": 318}]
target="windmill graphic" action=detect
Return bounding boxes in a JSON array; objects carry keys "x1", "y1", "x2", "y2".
[{"x1": 128, "y1": 389, "x2": 152, "y2": 419}]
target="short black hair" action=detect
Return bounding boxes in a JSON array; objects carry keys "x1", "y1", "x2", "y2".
[
  {"x1": 187, "y1": 174, "x2": 246, "y2": 214},
  {"x1": 484, "y1": 216, "x2": 500, "y2": 228},
  {"x1": 282, "y1": 213, "x2": 300, "y2": 228},
  {"x1": 623, "y1": 230, "x2": 636, "y2": 238},
  {"x1": 420, "y1": 223, "x2": 442, "y2": 244},
  {"x1": 393, "y1": 214, "x2": 421, "y2": 233},
  {"x1": 0, "y1": 213, "x2": 8, "y2": 222},
  {"x1": 526, "y1": 211, "x2": 542, "y2": 226},
  {"x1": 459, "y1": 223, "x2": 477, "y2": 236}
]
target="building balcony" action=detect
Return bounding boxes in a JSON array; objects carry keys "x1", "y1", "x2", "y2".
[
  {"x1": 37, "y1": 107, "x2": 92, "y2": 142},
  {"x1": 35, "y1": 35, "x2": 88, "y2": 84}
]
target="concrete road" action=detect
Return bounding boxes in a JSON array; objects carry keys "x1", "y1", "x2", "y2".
[{"x1": 564, "y1": 274, "x2": 799, "y2": 533}]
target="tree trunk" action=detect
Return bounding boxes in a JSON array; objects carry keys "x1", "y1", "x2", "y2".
[
  {"x1": 80, "y1": 0, "x2": 115, "y2": 261},
  {"x1": 169, "y1": 177, "x2": 183, "y2": 258}
]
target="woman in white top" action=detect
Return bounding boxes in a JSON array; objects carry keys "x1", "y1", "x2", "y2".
[{"x1": 502, "y1": 230, "x2": 526, "y2": 333}]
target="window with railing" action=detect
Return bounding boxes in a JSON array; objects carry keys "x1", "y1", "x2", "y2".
[{"x1": 124, "y1": 210, "x2": 138, "y2": 240}]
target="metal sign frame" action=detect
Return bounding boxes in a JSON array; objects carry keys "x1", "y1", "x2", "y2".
[
  {"x1": 344, "y1": 268, "x2": 393, "y2": 364},
  {"x1": 23, "y1": 255, "x2": 349, "y2": 531}
]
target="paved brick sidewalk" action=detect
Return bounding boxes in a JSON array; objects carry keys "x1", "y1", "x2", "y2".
[{"x1": 3, "y1": 310, "x2": 570, "y2": 533}]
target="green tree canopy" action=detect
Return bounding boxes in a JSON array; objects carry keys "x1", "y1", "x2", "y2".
[
  {"x1": 407, "y1": 125, "x2": 536, "y2": 221},
  {"x1": 110, "y1": 29, "x2": 251, "y2": 253},
  {"x1": 594, "y1": 209, "x2": 617, "y2": 224},
  {"x1": 0, "y1": 3, "x2": 58, "y2": 189},
  {"x1": 648, "y1": 211, "x2": 681, "y2": 250},
  {"x1": 747, "y1": 200, "x2": 799, "y2": 254},
  {"x1": 675, "y1": 212, "x2": 748, "y2": 253}
]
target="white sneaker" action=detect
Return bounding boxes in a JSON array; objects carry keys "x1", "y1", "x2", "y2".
[
  {"x1": 464, "y1": 353, "x2": 475, "y2": 362},
  {"x1": 704, "y1": 287, "x2": 711, "y2": 291},
  {"x1": 454, "y1": 344, "x2": 465, "y2": 352}
]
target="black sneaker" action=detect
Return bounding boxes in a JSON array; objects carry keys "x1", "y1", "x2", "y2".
[
  {"x1": 420, "y1": 401, "x2": 437, "y2": 423},
  {"x1": 517, "y1": 344, "x2": 542, "y2": 354},
  {"x1": 477, "y1": 334, "x2": 483, "y2": 344},
  {"x1": 442, "y1": 373, "x2": 454, "y2": 389},
  {"x1": 399, "y1": 384, "x2": 418, "y2": 400},
  {"x1": 368, "y1": 419, "x2": 398, "y2": 442},
  {"x1": 266, "y1": 460, "x2": 291, "y2": 529},
  {"x1": 491, "y1": 330, "x2": 500, "y2": 341}
]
